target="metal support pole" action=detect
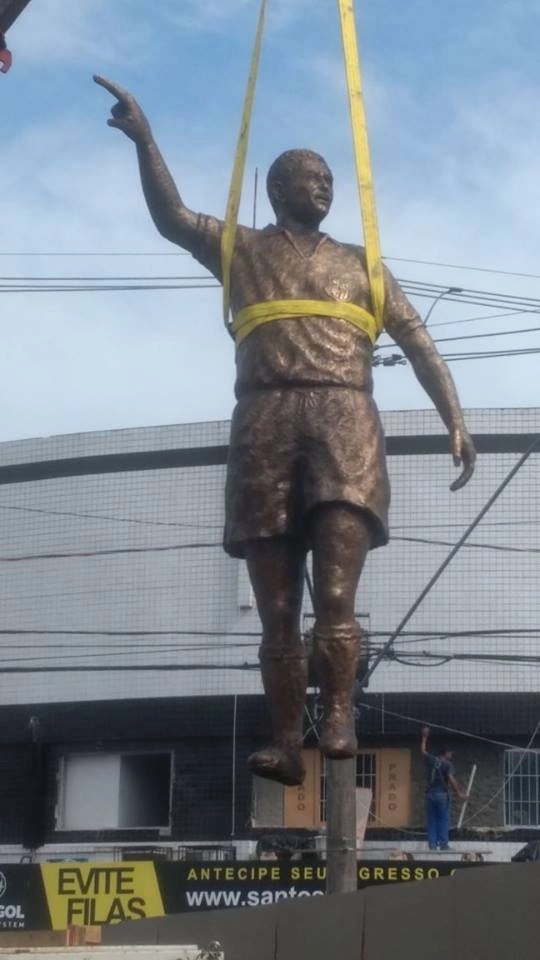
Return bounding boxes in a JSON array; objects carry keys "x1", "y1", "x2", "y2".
[
  {"x1": 326, "y1": 758, "x2": 357, "y2": 894},
  {"x1": 457, "y1": 764, "x2": 477, "y2": 830}
]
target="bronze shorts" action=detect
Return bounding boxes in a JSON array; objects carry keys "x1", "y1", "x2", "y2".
[{"x1": 223, "y1": 387, "x2": 390, "y2": 558}]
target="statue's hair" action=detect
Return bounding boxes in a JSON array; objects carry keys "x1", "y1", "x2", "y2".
[{"x1": 266, "y1": 149, "x2": 330, "y2": 212}]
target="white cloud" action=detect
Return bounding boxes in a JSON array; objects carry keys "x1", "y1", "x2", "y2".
[{"x1": 2, "y1": 0, "x2": 540, "y2": 442}]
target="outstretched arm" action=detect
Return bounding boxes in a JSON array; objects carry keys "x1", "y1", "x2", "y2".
[
  {"x1": 395, "y1": 324, "x2": 476, "y2": 491},
  {"x1": 94, "y1": 75, "x2": 198, "y2": 247},
  {"x1": 384, "y1": 275, "x2": 476, "y2": 491},
  {"x1": 421, "y1": 726, "x2": 430, "y2": 756}
]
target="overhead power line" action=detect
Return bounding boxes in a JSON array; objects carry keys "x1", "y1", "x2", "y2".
[
  {"x1": 376, "y1": 323, "x2": 540, "y2": 350},
  {"x1": 0, "y1": 250, "x2": 538, "y2": 282},
  {"x1": 385, "y1": 256, "x2": 540, "y2": 282}
]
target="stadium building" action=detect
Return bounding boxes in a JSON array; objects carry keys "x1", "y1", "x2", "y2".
[{"x1": 0, "y1": 408, "x2": 537, "y2": 863}]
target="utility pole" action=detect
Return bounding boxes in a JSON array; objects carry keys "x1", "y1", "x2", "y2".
[{"x1": 326, "y1": 758, "x2": 357, "y2": 894}]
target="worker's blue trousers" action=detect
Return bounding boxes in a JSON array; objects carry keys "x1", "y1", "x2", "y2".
[{"x1": 426, "y1": 790, "x2": 450, "y2": 849}]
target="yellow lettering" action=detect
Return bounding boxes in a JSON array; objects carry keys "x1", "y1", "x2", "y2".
[{"x1": 291, "y1": 867, "x2": 300, "y2": 880}]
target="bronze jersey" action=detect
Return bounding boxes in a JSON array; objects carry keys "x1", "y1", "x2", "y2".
[{"x1": 188, "y1": 215, "x2": 424, "y2": 397}]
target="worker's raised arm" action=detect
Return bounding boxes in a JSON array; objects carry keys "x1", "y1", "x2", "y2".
[
  {"x1": 384, "y1": 271, "x2": 476, "y2": 492},
  {"x1": 94, "y1": 76, "x2": 198, "y2": 248},
  {"x1": 420, "y1": 726, "x2": 430, "y2": 756}
]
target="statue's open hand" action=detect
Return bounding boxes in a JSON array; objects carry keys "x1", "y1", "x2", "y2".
[
  {"x1": 94, "y1": 75, "x2": 151, "y2": 145},
  {"x1": 449, "y1": 426, "x2": 476, "y2": 492}
]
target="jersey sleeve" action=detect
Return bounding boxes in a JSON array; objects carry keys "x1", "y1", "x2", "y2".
[
  {"x1": 383, "y1": 265, "x2": 425, "y2": 341},
  {"x1": 186, "y1": 213, "x2": 224, "y2": 282}
]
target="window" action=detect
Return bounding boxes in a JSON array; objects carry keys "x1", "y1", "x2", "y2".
[
  {"x1": 56, "y1": 752, "x2": 172, "y2": 831},
  {"x1": 252, "y1": 748, "x2": 411, "y2": 830},
  {"x1": 504, "y1": 749, "x2": 540, "y2": 827},
  {"x1": 320, "y1": 753, "x2": 377, "y2": 823}
]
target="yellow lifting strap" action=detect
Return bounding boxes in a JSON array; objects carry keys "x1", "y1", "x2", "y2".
[
  {"x1": 337, "y1": 0, "x2": 385, "y2": 332},
  {"x1": 221, "y1": 0, "x2": 385, "y2": 343},
  {"x1": 232, "y1": 299, "x2": 379, "y2": 347},
  {"x1": 221, "y1": 0, "x2": 268, "y2": 328}
]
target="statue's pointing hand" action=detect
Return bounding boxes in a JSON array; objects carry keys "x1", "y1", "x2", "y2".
[{"x1": 94, "y1": 75, "x2": 152, "y2": 146}]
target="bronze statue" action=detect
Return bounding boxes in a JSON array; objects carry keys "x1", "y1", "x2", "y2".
[{"x1": 95, "y1": 76, "x2": 476, "y2": 787}]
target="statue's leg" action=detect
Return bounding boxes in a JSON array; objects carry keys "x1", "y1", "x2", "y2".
[
  {"x1": 244, "y1": 536, "x2": 307, "y2": 786},
  {"x1": 310, "y1": 504, "x2": 371, "y2": 759}
]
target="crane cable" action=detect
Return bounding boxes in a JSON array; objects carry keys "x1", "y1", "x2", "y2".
[{"x1": 221, "y1": 0, "x2": 385, "y2": 342}]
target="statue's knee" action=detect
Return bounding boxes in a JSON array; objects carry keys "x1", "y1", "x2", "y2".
[
  {"x1": 261, "y1": 593, "x2": 300, "y2": 635},
  {"x1": 317, "y1": 582, "x2": 350, "y2": 621}
]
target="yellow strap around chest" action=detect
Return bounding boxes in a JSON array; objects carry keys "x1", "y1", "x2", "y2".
[
  {"x1": 232, "y1": 299, "x2": 380, "y2": 346},
  {"x1": 221, "y1": 0, "x2": 385, "y2": 342}
]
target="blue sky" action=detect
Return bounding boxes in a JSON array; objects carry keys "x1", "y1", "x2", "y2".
[{"x1": 2, "y1": 0, "x2": 540, "y2": 440}]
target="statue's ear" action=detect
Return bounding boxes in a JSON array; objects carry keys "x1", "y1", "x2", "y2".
[{"x1": 270, "y1": 179, "x2": 285, "y2": 206}]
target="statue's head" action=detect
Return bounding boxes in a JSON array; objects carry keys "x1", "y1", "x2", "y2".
[{"x1": 267, "y1": 149, "x2": 333, "y2": 227}]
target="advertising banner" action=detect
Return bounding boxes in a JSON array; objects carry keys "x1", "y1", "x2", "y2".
[{"x1": 0, "y1": 860, "x2": 484, "y2": 930}]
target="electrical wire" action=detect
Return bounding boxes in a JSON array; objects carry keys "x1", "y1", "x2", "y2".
[
  {"x1": 428, "y1": 309, "x2": 533, "y2": 330},
  {"x1": 0, "y1": 645, "x2": 537, "y2": 669},
  {"x1": 385, "y1": 256, "x2": 540, "y2": 282},
  {"x1": 376, "y1": 323, "x2": 540, "y2": 349},
  {"x1": 356, "y1": 702, "x2": 540, "y2": 753},
  {"x1": 0, "y1": 251, "x2": 191, "y2": 256},
  {"x1": 365, "y1": 438, "x2": 540, "y2": 684},
  {"x1": 0, "y1": 283, "x2": 218, "y2": 293},
  {"x1": 0, "y1": 502, "x2": 222, "y2": 530},
  {"x1": 461, "y1": 722, "x2": 540, "y2": 826},
  {"x1": 1, "y1": 272, "x2": 540, "y2": 316},
  {"x1": 375, "y1": 346, "x2": 540, "y2": 366},
  {"x1": 392, "y1": 534, "x2": 540, "y2": 555},
  {"x1": 0, "y1": 250, "x2": 538, "y2": 280},
  {"x1": 443, "y1": 347, "x2": 540, "y2": 362},
  {"x1": 0, "y1": 541, "x2": 222, "y2": 562}
]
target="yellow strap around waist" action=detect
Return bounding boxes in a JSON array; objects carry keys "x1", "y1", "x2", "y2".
[{"x1": 232, "y1": 299, "x2": 380, "y2": 346}]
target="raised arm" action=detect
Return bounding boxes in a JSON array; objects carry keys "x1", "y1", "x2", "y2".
[
  {"x1": 384, "y1": 273, "x2": 476, "y2": 491},
  {"x1": 94, "y1": 75, "x2": 198, "y2": 248}
]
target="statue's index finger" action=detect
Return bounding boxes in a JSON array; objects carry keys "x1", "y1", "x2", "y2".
[
  {"x1": 450, "y1": 462, "x2": 474, "y2": 492},
  {"x1": 93, "y1": 74, "x2": 132, "y2": 103}
]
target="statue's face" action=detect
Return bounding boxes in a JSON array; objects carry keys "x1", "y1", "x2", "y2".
[{"x1": 273, "y1": 156, "x2": 334, "y2": 226}]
